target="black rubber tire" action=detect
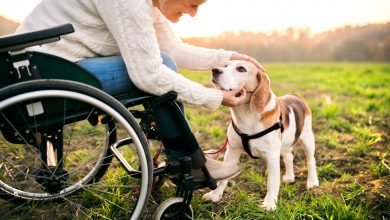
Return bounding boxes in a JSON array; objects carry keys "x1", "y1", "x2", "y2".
[{"x1": 153, "y1": 197, "x2": 194, "y2": 220}]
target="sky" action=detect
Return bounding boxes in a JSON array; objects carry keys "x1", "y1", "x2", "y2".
[{"x1": 0, "y1": 0, "x2": 389, "y2": 37}]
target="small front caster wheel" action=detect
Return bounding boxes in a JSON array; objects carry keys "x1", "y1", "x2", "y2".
[{"x1": 153, "y1": 197, "x2": 193, "y2": 220}]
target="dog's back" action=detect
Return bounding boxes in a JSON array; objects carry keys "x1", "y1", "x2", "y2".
[{"x1": 278, "y1": 94, "x2": 312, "y2": 145}]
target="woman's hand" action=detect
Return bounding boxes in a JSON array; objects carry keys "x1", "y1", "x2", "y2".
[
  {"x1": 221, "y1": 83, "x2": 247, "y2": 107},
  {"x1": 230, "y1": 53, "x2": 265, "y2": 72}
]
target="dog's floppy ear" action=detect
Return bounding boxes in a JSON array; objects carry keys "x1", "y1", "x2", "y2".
[{"x1": 250, "y1": 71, "x2": 272, "y2": 113}]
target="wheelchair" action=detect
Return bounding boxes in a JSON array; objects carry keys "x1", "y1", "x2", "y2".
[{"x1": 0, "y1": 24, "x2": 217, "y2": 219}]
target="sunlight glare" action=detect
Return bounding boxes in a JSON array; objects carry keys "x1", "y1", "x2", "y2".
[{"x1": 0, "y1": 0, "x2": 389, "y2": 37}]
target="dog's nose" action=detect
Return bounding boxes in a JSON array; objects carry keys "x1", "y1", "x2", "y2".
[{"x1": 212, "y1": 68, "x2": 222, "y2": 75}]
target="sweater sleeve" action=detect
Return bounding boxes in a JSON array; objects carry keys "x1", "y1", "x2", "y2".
[
  {"x1": 94, "y1": 0, "x2": 223, "y2": 110},
  {"x1": 153, "y1": 9, "x2": 234, "y2": 70}
]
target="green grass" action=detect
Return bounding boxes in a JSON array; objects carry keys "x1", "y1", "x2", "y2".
[
  {"x1": 2, "y1": 63, "x2": 389, "y2": 219},
  {"x1": 167, "y1": 63, "x2": 389, "y2": 219}
]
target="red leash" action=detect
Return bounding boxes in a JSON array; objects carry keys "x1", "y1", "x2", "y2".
[
  {"x1": 205, "y1": 118, "x2": 232, "y2": 155},
  {"x1": 205, "y1": 137, "x2": 229, "y2": 155}
]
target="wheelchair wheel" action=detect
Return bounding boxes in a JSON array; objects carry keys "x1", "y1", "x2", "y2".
[
  {"x1": 153, "y1": 197, "x2": 193, "y2": 220},
  {"x1": 0, "y1": 79, "x2": 152, "y2": 219}
]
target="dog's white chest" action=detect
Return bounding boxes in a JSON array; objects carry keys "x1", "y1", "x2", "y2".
[{"x1": 250, "y1": 132, "x2": 281, "y2": 156}]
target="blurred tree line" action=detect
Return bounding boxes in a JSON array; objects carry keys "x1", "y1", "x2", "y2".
[
  {"x1": 1, "y1": 16, "x2": 389, "y2": 62},
  {"x1": 184, "y1": 23, "x2": 390, "y2": 62}
]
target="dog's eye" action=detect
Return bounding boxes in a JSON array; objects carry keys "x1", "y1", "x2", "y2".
[
  {"x1": 225, "y1": 65, "x2": 228, "y2": 68},
  {"x1": 236, "y1": 66, "x2": 247, "y2": 72}
]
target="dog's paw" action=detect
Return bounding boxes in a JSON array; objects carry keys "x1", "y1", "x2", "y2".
[
  {"x1": 282, "y1": 174, "x2": 295, "y2": 183},
  {"x1": 202, "y1": 192, "x2": 222, "y2": 202},
  {"x1": 307, "y1": 177, "x2": 319, "y2": 189},
  {"x1": 261, "y1": 199, "x2": 277, "y2": 211}
]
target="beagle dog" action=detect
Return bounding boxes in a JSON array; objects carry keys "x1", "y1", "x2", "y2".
[{"x1": 203, "y1": 60, "x2": 319, "y2": 211}]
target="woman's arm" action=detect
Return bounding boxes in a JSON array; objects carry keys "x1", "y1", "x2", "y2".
[
  {"x1": 95, "y1": 0, "x2": 223, "y2": 110},
  {"x1": 153, "y1": 9, "x2": 265, "y2": 71}
]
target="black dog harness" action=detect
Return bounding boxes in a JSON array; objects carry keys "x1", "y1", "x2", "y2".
[{"x1": 231, "y1": 117, "x2": 284, "y2": 159}]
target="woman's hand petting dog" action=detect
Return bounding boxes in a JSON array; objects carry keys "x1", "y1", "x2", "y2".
[{"x1": 230, "y1": 52, "x2": 266, "y2": 72}]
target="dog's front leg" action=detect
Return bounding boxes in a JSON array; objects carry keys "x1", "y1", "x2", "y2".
[
  {"x1": 262, "y1": 150, "x2": 281, "y2": 211},
  {"x1": 202, "y1": 145, "x2": 241, "y2": 202}
]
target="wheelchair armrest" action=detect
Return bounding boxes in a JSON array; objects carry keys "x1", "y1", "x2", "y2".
[
  {"x1": 149, "y1": 91, "x2": 178, "y2": 107},
  {"x1": 0, "y1": 23, "x2": 74, "y2": 53}
]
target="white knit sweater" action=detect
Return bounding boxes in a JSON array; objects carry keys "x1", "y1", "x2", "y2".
[{"x1": 17, "y1": 0, "x2": 234, "y2": 110}]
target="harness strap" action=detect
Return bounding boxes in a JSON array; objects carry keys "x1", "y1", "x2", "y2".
[{"x1": 231, "y1": 117, "x2": 283, "y2": 159}]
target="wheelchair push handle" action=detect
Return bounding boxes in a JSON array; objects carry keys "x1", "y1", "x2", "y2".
[{"x1": 0, "y1": 23, "x2": 74, "y2": 53}]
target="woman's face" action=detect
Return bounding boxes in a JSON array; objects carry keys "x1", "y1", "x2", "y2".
[{"x1": 153, "y1": 0, "x2": 207, "y2": 23}]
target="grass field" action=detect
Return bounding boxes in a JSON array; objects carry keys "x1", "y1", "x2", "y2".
[
  {"x1": 1, "y1": 63, "x2": 389, "y2": 219},
  {"x1": 152, "y1": 63, "x2": 389, "y2": 220}
]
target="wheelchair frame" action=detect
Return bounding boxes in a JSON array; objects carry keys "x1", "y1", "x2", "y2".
[{"x1": 0, "y1": 24, "x2": 216, "y2": 219}]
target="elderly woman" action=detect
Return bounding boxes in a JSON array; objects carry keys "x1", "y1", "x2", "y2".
[{"x1": 16, "y1": 0, "x2": 264, "y2": 181}]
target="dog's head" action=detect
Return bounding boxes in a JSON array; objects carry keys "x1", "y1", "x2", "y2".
[
  {"x1": 212, "y1": 60, "x2": 272, "y2": 112},
  {"x1": 211, "y1": 60, "x2": 259, "y2": 92}
]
